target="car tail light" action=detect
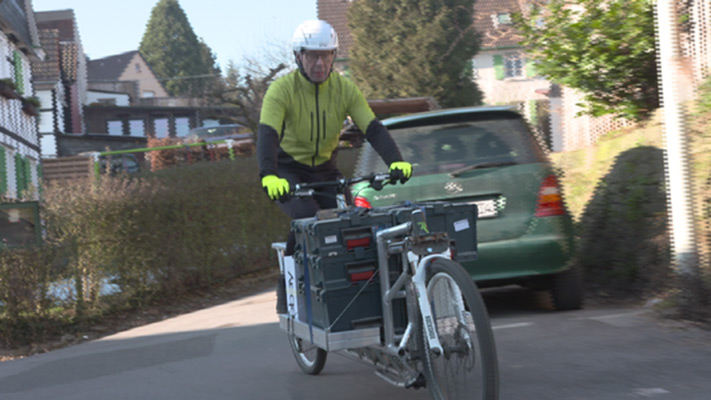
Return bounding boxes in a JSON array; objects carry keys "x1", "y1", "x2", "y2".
[
  {"x1": 535, "y1": 175, "x2": 566, "y2": 217},
  {"x1": 354, "y1": 195, "x2": 372, "y2": 208}
]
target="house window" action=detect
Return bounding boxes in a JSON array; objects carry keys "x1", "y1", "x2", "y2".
[
  {"x1": 175, "y1": 117, "x2": 190, "y2": 137},
  {"x1": 135, "y1": 63, "x2": 141, "y2": 73},
  {"x1": 504, "y1": 53, "x2": 524, "y2": 78},
  {"x1": 129, "y1": 120, "x2": 145, "y2": 136},
  {"x1": 142, "y1": 91, "x2": 155, "y2": 98},
  {"x1": 471, "y1": 59, "x2": 479, "y2": 80},
  {"x1": 154, "y1": 118, "x2": 169, "y2": 138},
  {"x1": 497, "y1": 13, "x2": 513, "y2": 25},
  {"x1": 107, "y1": 120, "x2": 123, "y2": 135}
]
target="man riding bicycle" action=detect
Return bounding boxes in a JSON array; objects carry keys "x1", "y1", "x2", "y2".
[{"x1": 257, "y1": 19, "x2": 412, "y2": 313}]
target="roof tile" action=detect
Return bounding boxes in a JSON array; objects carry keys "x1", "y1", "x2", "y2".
[
  {"x1": 33, "y1": 29, "x2": 61, "y2": 81},
  {"x1": 318, "y1": 0, "x2": 354, "y2": 59},
  {"x1": 87, "y1": 51, "x2": 139, "y2": 82}
]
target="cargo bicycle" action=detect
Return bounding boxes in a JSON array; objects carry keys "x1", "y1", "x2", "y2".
[{"x1": 272, "y1": 172, "x2": 499, "y2": 400}]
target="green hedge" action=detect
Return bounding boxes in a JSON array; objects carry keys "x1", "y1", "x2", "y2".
[{"x1": 0, "y1": 156, "x2": 290, "y2": 346}]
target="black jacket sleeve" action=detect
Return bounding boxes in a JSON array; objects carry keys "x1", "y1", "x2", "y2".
[
  {"x1": 257, "y1": 123, "x2": 280, "y2": 178},
  {"x1": 364, "y1": 119, "x2": 403, "y2": 166}
]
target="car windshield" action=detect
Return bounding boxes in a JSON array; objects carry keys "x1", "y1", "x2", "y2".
[{"x1": 360, "y1": 116, "x2": 546, "y2": 175}]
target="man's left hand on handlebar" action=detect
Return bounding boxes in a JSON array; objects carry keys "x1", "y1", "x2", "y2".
[{"x1": 389, "y1": 161, "x2": 413, "y2": 184}]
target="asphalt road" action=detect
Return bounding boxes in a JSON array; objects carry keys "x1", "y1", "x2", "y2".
[{"x1": 1, "y1": 288, "x2": 710, "y2": 400}]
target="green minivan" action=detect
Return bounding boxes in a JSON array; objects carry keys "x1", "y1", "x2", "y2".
[{"x1": 350, "y1": 106, "x2": 582, "y2": 310}]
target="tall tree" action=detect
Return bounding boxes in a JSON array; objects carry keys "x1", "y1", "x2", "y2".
[
  {"x1": 139, "y1": 0, "x2": 220, "y2": 98},
  {"x1": 348, "y1": 0, "x2": 482, "y2": 108},
  {"x1": 513, "y1": 0, "x2": 659, "y2": 121}
]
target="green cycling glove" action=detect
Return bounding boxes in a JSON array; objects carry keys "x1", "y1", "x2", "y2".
[
  {"x1": 389, "y1": 161, "x2": 413, "y2": 184},
  {"x1": 261, "y1": 175, "x2": 290, "y2": 201}
]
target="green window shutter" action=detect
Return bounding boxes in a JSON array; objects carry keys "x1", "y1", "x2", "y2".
[
  {"x1": 37, "y1": 163, "x2": 43, "y2": 196},
  {"x1": 493, "y1": 55, "x2": 505, "y2": 80},
  {"x1": 24, "y1": 158, "x2": 33, "y2": 193},
  {"x1": 0, "y1": 147, "x2": 6, "y2": 195},
  {"x1": 528, "y1": 100, "x2": 538, "y2": 125},
  {"x1": 13, "y1": 51, "x2": 25, "y2": 95},
  {"x1": 15, "y1": 153, "x2": 25, "y2": 195},
  {"x1": 14, "y1": 154, "x2": 31, "y2": 196},
  {"x1": 14, "y1": 153, "x2": 23, "y2": 195},
  {"x1": 525, "y1": 59, "x2": 537, "y2": 78}
]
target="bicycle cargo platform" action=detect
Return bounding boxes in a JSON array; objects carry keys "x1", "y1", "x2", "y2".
[{"x1": 279, "y1": 314, "x2": 381, "y2": 351}]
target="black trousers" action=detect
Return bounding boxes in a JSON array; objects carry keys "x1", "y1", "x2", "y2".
[{"x1": 276, "y1": 166, "x2": 343, "y2": 255}]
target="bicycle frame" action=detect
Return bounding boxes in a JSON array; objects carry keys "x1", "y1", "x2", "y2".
[{"x1": 274, "y1": 173, "x2": 471, "y2": 386}]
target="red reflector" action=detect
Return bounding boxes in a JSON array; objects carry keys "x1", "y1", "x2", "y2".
[
  {"x1": 354, "y1": 196, "x2": 372, "y2": 208},
  {"x1": 535, "y1": 175, "x2": 566, "y2": 217},
  {"x1": 350, "y1": 271, "x2": 374, "y2": 281},
  {"x1": 346, "y1": 237, "x2": 371, "y2": 250}
]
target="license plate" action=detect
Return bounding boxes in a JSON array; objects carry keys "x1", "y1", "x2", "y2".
[{"x1": 471, "y1": 199, "x2": 498, "y2": 219}]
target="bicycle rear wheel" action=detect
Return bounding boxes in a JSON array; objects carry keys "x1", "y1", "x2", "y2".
[
  {"x1": 289, "y1": 333, "x2": 327, "y2": 375},
  {"x1": 418, "y1": 258, "x2": 499, "y2": 400}
]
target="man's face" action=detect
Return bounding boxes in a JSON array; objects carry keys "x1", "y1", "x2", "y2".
[{"x1": 298, "y1": 50, "x2": 336, "y2": 83}]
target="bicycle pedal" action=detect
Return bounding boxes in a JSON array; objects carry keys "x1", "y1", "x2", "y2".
[{"x1": 410, "y1": 373, "x2": 427, "y2": 389}]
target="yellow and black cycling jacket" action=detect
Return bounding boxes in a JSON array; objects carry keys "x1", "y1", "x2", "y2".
[{"x1": 257, "y1": 70, "x2": 402, "y2": 177}]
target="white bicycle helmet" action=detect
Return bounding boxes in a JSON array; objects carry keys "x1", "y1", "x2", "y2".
[{"x1": 292, "y1": 20, "x2": 338, "y2": 52}]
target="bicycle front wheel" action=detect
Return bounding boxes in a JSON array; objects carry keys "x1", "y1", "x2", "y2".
[
  {"x1": 289, "y1": 333, "x2": 327, "y2": 375},
  {"x1": 418, "y1": 258, "x2": 499, "y2": 400}
]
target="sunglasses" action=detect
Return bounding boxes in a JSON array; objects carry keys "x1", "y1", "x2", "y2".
[{"x1": 301, "y1": 51, "x2": 336, "y2": 63}]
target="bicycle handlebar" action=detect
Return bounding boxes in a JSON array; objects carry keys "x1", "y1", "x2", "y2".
[{"x1": 291, "y1": 172, "x2": 392, "y2": 198}]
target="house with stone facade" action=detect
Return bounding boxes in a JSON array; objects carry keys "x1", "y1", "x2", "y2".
[{"x1": 0, "y1": 0, "x2": 44, "y2": 200}]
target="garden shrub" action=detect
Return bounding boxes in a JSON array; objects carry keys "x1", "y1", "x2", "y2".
[{"x1": 1, "y1": 155, "x2": 288, "y2": 346}]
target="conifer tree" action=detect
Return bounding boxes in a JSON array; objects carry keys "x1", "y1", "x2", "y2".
[
  {"x1": 139, "y1": 0, "x2": 220, "y2": 98},
  {"x1": 348, "y1": 0, "x2": 482, "y2": 108}
]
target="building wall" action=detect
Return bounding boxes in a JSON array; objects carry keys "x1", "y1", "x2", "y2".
[
  {"x1": 0, "y1": 34, "x2": 41, "y2": 199},
  {"x1": 87, "y1": 91, "x2": 130, "y2": 106},
  {"x1": 118, "y1": 53, "x2": 168, "y2": 98},
  {"x1": 474, "y1": 50, "x2": 550, "y2": 106},
  {"x1": 36, "y1": 82, "x2": 66, "y2": 158}
]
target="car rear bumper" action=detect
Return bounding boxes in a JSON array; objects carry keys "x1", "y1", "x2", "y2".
[{"x1": 461, "y1": 232, "x2": 575, "y2": 282}]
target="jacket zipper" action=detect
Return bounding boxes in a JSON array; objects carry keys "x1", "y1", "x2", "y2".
[
  {"x1": 310, "y1": 112, "x2": 314, "y2": 141},
  {"x1": 312, "y1": 84, "x2": 321, "y2": 167}
]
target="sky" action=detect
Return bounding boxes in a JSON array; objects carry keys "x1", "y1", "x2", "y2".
[{"x1": 32, "y1": 0, "x2": 318, "y2": 71}]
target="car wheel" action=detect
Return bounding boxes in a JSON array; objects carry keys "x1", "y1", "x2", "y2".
[{"x1": 549, "y1": 266, "x2": 584, "y2": 311}]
